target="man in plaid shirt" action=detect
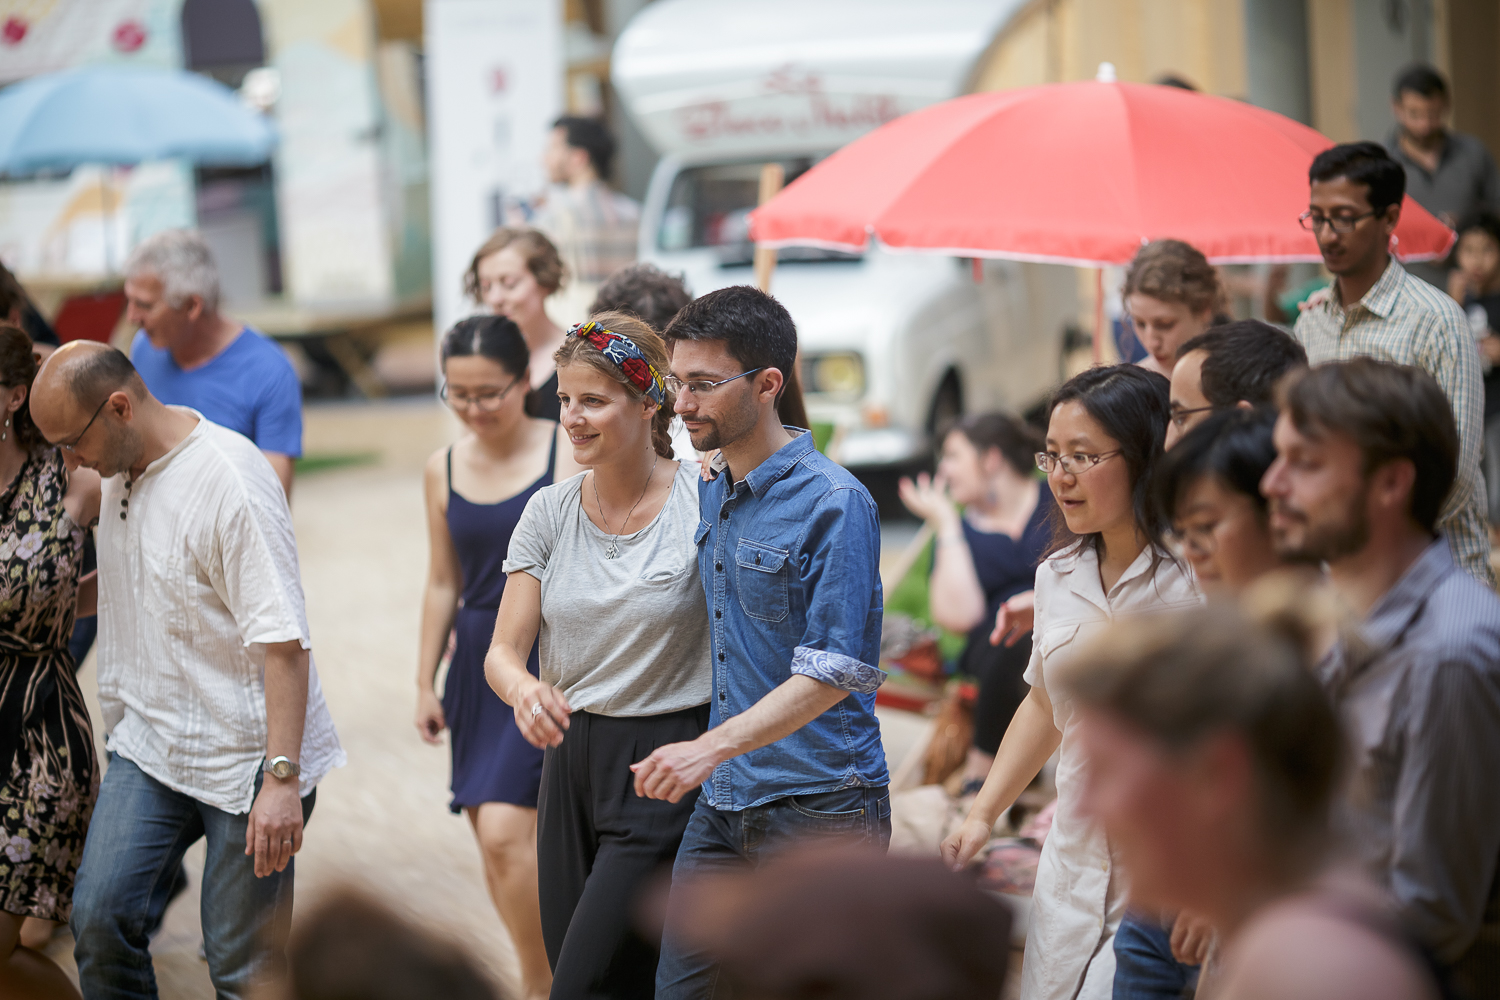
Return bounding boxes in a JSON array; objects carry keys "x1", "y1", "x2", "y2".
[
  {"x1": 1294, "y1": 142, "x2": 1494, "y2": 585},
  {"x1": 532, "y1": 116, "x2": 640, "y2": 315}
]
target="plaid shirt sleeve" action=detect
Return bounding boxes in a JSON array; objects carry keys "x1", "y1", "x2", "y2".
[{"x1": 1414, "y1": 307, "x2": 1494, "y2": 585}]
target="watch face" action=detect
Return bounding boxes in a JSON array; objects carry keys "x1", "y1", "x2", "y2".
[{"x1": 270, "y1": 760, "x2": 294, "y2": 779}]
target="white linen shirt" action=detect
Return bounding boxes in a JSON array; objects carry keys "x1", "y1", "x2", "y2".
[
  {"x1": 1020, "y1": 543, "x2": 1200, "y2": 1000},
  {"x1": 96, "y1": 413, "x2": 343, "y2": 814}
]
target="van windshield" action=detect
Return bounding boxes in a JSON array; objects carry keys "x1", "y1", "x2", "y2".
[{"x1": 658, "y1": 159, "x2": 862, "y2": 265}]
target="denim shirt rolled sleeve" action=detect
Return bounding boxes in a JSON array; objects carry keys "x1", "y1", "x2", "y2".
[{"x1": 699, "y1": 430, "x2": 889, "y2": 810}]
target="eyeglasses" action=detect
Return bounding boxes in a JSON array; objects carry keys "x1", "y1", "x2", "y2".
[
  {"x1": 1298, "y1": 210, "x2": 1378, "y2": 234},
  {"x1": 1035, "y1": 450, "x2": 1122, "y2": 475},
  {"x1": 1171, "y1": 520, "x2": 1221, "y2": 556},
  {"x1": 59, "y1": 396, "x2": 110, "y2": 453},
  {"x1": 440, "y1": 377, "x2": 522, "y2": 412},
  {"x1": 1169, "y1": 405, "x2": 1215, "y2": 430},
  {"x1": 664, "y1": 368, "x2": 765, "y2": 397}
]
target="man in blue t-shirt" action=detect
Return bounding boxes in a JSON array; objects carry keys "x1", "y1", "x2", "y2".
[{"x1": 123, "y1": 229, "x2": 302, "y2": 496}]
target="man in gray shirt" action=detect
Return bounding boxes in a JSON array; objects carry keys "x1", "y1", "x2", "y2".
[
  {"x1": 1261, "y1": 357, "x2": 1500, "y2": 995},
  {"x1": 1385, "y1": 64, "x2": 1500, "y2": 287}
]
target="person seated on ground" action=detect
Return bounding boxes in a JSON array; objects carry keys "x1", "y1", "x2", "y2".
[
  {"x1": 898, "y1": 413, "x2": 1052, "y2": 794},
  {"x1": 679, "y1": 850, "x2": 1012, "y2": 1000},
  {"x1": 1122, "y1": 240, "x2": 1224, "y2": 378},
  {"x1": 1064, "y1": 587, "x2": 1440, "y2": 1000},
  {"x1": 273, "y1": 889, "x2": 500, "y2": 1000},
  {"x1": 1445, "y1": 211, "x2": 1500, "y2": 526},
  {"x1": 1164, "y1": 319, "x2": 1308, "y2": 448}
]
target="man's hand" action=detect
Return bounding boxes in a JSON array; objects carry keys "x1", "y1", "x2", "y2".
[
  {"x1": 1170, "y1": 910, "x2": 1216, "y2": 966},
  {"x1": 245, "y1": 778, "x2": 303, "y2": 878},
  {"x1": 631, "y1": 737, "x2": 723, "y2": 803}
]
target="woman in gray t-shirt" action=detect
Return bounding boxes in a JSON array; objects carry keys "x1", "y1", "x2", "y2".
[{"x1": 487, "y1": 313, "x2": 710, "y2": 999}]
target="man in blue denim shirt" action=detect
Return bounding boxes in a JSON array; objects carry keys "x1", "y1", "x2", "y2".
[{"x1": 631, "y1": 286, "x2": 889, "y2": 999}]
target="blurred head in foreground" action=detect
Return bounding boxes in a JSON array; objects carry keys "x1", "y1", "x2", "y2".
[
  {"x1": 689, "y1": 851, "x2": 1011, "y2": 1000},
  {"x1": 273, "y1": 889, "x2": 500, "y2": 1000},
  {"x1": 1062, "y1": 583, "x2": 1343, "y2": 927}
]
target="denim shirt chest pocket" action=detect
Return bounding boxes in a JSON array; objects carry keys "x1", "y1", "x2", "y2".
[{"x1": 734, "y1": 538, "x2": 790, "y2": 622}]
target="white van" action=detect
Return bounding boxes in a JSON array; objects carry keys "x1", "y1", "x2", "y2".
[{"x1": 613, "y1": 0, "x2": 1080, "y2": 468}]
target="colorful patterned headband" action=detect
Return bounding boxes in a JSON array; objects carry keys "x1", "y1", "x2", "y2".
[{"x1": 570, "y1": 320, "x2": 667, "y2": 405}]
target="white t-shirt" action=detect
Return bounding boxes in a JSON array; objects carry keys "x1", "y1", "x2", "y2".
[
  {"x1": 97, "y1": 413, "x2": 344, "y2": 813},
  {"x1": 503, "y1": 461, "x2": 712, "y2": 716}
]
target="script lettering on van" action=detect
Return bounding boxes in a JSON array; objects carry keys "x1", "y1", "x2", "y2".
[{"x1": 676, "y1": 63, "x2": 902, "y2": 145}]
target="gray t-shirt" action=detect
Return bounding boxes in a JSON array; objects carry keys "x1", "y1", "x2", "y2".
[{"x1": 502, "y1": 461, "x2": 712, "y2": 716}]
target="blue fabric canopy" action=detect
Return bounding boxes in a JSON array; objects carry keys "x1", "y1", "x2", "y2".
[{"x1": 0, "y1": 65, "x2": 276, "y2": 176}]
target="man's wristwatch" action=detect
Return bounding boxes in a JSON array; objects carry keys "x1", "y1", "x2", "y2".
[{"x1": 264, "y1": 756, "x2": 301, "y2": 780}]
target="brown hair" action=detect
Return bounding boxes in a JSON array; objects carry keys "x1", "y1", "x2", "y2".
[
  {"x1": 947, "y1": 411, "x2": 1042, "y2": 478},
  {"x1": 1276, "y1": 358, "x2": 1457, "y2": 534},
  {"x1": 1121, "y1": 239, "x2": 1223, "y2": 315},
  {"x1": 0, "y1": 325, "x2": 44, "y2": 453},
  {"x1": 554, "y1": 310, "x2": 676, "y2": 459},
  {"x1": 1059, "y1": 575, "x2": 1345, "y2": 872},
  {"x1": 464, "y1": 227, "x2": 565, "y2": 301},
  {"x1": 282, "y1": 888, "x2": 498, "y2": 1000}
]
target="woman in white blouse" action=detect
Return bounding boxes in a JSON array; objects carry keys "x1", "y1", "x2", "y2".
[{"x1": 941, "y1": 364, "x2": 1200, "y2": 1000}]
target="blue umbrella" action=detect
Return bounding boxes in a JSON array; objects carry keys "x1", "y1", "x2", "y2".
[{"x1": 0, "y1": 64, "x2": 276, "y2": 176}]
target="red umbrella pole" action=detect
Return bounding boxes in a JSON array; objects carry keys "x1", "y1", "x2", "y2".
[{"x1": 1093, "y1": 268, "x2": 1105, "y2": 365}]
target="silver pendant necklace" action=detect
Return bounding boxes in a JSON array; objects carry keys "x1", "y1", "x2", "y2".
[{"x1": 592, "y1": 454, "x2": 659, "y2": 559}]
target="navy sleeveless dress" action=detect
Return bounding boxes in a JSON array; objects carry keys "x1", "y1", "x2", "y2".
[{"x1": 442, "y1": 437, "x2": 554, "y2": 812}]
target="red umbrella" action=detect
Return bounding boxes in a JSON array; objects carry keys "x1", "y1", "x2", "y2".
[{"x1": 750, "y1": 78, "x2": 1454, "y2": 265}]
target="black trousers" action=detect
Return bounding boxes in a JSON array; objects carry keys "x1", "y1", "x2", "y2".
[
  {"x1": 961, "y1": 623, "x2": 1033, "y2": 756},
  {"x1": 537, "y1": 704, "x2": 710, "y2": 1000}
]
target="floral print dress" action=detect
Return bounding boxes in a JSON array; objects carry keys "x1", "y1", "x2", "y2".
[{"x1": 0, "y1": 448, "x2": 97, "y2": 922}]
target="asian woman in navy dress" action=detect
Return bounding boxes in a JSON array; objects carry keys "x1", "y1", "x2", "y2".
[{"x1": 416, "y1": 315, "x2": 579, "y2": 1000}]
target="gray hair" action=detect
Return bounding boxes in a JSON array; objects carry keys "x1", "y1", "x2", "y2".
[{"x1": 124, "y1": 229, "x2": 221, "y2": 312}]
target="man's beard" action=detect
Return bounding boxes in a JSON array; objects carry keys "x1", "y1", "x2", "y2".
[
  {"x1": 1270, "y1": 483, "x2": 1371, "y2": 563},
  {"x1": 687, "y1": 394, "x2": 759, "y2": 454}
]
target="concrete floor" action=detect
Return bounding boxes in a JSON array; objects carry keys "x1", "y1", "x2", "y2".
[{"x1": 43, "y1": 399, "x2": 932, "y2": 999}]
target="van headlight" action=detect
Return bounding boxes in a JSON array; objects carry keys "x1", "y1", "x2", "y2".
[{"x1": 803, "y1": 352, "x2": 865, "y2": 399}]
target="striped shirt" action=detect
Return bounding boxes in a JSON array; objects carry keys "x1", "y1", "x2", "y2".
[{"x1": 1293, "y1": 258, "x2": 1494, "y2": 585}]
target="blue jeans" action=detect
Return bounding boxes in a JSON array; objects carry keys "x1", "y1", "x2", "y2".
[
  {"x1": 70, "y1": 755, "x2": 316, "y2": 1000},
  {"x1": 1113, "y1": 911, "x2": 1200, "y2": 1000},
  {"x1": 655, "y1": 785, "x2": 891, "y2": 1000}
]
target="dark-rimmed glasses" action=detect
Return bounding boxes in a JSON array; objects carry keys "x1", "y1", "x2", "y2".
[
  {"x1": 59, "y1": 397, "x2": 110, "y2": 453},
  {"x1": 664, "y1": 368, "x2": 765, "y2": 397},
  {"x1": 1298, "y1": 210, "x2": 1377, "y2": 234},
  {"x1": 1169, "y1": 405, "x2": 1215, "y2": 430},
  {"x1": 440, "y1": 377, "x2": 523, "y2": 412},
  {"x1": 1035, "y1": 450, "x2": 1122, "y2": 475}
]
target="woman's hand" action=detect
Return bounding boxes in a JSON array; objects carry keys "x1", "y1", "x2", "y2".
[
  {"x1": 415, "y1": 688, "x2": 446, "y2": 745},
  {"x1": 940, "y1": 817, "x2": 995, "y2": 872},
  {"x1": 990, "y1": 590, "x2": 1036, "y2": 647},
  {"x1": 1170, "y1": 910, "x2": 1216, "y2": 966},
  {"x1": 511, "y1": 678, "x2": 572, "y2": 749},
  {"x1": 897, "y1": 472, "x2": 957, "y2": 526}
]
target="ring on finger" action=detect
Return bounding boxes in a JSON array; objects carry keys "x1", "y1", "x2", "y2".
[{"x1": 531, "y1": 703, "x2": 544, "y2": 718}]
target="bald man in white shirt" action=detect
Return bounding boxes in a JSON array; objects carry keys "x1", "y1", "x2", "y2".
[{"x1": 30, "y1": 342, "x2": 343, "y2": 1000}]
